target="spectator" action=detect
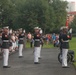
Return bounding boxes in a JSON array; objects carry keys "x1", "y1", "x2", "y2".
[{"x1": 52, "y1": 33, "x2": 56, "y2": 47}]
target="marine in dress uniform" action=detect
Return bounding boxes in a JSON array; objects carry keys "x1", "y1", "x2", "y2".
[
  {"x1": 38, "y1": 28, "x2": 43, "y2": 59},
  {"x1": 61, "y1": 27, "x2": 70, "y2": 68},
  {"x1": 18, "y1": 28, "x2": 25, "y2": 58},
  {"x1": 23, "y1": 30, "x2": 26, "y2": 49},
  {"x1": 2, "y1": 26, "x2": 10, "y2": 68},
  {"x1": 59, "y1": 29, "x2": 63, "y2": 53},
  {"x1": 34, "y1": 27, "x2": 41, "y2": 64}
]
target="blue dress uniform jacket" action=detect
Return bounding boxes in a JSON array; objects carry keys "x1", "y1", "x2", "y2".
[
  {"x1": 61, "y1": 34, "x2": 69, "y2": 49},
  {"x1": 18, "y1": 33, "x2": 25, "y2": 44},
  {"x1": 34, "y1": 33, "x2": 41, "y2": 47},
  {"x1": 2, "y1": 33, "x2": 10, "y2": 49}
]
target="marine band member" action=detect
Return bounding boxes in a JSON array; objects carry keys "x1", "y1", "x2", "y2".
[
  {"x1": 2, "y1": 26, "x2": 11, "y2": 68},
  {"x1": 34, "y1": 27, "x2": 41, "y2": 64},
  {"x1": 61, "y1": 27, "x2": 71, "y2": 68},
  {"x1": 18, "y1": 28, "x2": 25, "y2": 58}
]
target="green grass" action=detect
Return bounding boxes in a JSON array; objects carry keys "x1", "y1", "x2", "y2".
[
  {"x1": 69, "y1": 37, "x2": 76, "y2": 67},
  {"x1": 26, "y1": 42, "x2": 54, "y2": 48},
  {"x1": 26, "y1": 42, "x2": 31, "y2": 48},
  {"x1": 43, "y1": 43, "x2": 54, "y2": 48}
]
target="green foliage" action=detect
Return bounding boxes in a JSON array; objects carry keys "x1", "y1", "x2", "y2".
[
  {"x1": 69, "y1": 37, "x2": 76, "y2": 67},
  {"x1": 0, "y1": 0, "x2": 68, "y2": 33},
  {"x1": 51, "y1": 0, "x2": 67, "y2": 32},
  {"x1": 71, "y1": 15, "x2": 76, "y2": 33}
]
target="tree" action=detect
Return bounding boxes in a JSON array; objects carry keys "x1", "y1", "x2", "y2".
[
  {"x1": 0, "y1": 0, "x2": 17, "y2": 28},
  {"x1": 71, "y1": 15, "x2": 76, "y2": 33},
  {"x1": 51, "y1": 0, "x2": 68, "y2": 33},
  {"x1": 0, "y1": 0, "x2": 68, "y2": 33}
]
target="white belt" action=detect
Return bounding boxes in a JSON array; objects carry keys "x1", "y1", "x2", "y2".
[
  {"x1": 3, "y1": 40, "x2": 9, "y2": 42},
  {"x1": 19, "y1": 38, "x2": 24, "y2": 40},
  {"x1": 35, "y1": 39, "x2": 40, "y2": 41},
  {"x1": 63, "y1": 40, "x2": 69, "y2": 42}
]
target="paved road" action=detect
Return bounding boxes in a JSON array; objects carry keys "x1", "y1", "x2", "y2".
[{"x1": 0, "y1": 48, "x2": 76, "y2": 75}]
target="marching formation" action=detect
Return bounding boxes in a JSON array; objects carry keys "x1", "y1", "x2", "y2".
[
  {"x1": 0, "y1": 27, "x2": 26, "y2": 68},
  {"x1": 0, "y1": 26, "x2": 73, "y2": 69},
  {"x1": 0, "y1": 26, "x2": 43, "y2": 68}
]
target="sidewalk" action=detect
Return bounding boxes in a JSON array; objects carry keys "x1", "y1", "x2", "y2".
[{"x1": 0, "y1": 48, "x2": 75, "y2": 75}]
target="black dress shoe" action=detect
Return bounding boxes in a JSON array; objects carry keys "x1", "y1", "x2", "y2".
[
  {"x1": 19, "y1": 56, "x2": 23, "y2": 58},
  {"x1": 3, "y1": 66, "x2": 11, "y2": 68},
  {"x1": 72, "y1": 60, "x2": 76, "y2": 62},
  {"x1": 62, "y1": 66, "x2": 70, "y2": 68},
  {"x1": 38, "y1": 57, "x2": 41, "y2": 59},
  {"x1": 34, "y1": 62, "x2": 40, "y2": 64}
]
